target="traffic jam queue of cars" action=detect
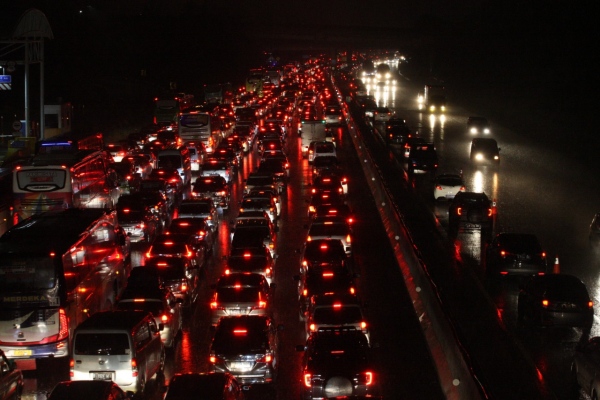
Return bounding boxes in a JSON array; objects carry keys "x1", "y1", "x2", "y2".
[{"x1": 0, "y1": 58, "x2": 380, "y2": 399}]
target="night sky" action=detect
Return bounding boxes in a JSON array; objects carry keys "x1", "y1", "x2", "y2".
[{"x1": 1, "y1": 1, "x2": 596, "y2": 136}]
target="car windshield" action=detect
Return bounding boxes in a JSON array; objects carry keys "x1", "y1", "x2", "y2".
[
  {"x1": 116, "y1": 300, "x2": 164, "y2": 316},
  {"x1": 74, "y1": 333, "x2": 130, "y2": 355},
  {"x1": 193, "y1": 179, "x2": 226, "y2": 191},
  {"x1": 179, "y1": 203, "x2": 210, "y2": 214},
  {"x1": 217, "y1": 287, "x2": 261, "y2": 303},
  {"x1": 117, "y1": 209, "x2": 145, "y2": 222},
  {"x1": 309, "y1": 224, "x2": 348, "y2": 236},
  {"x1": 500, "y1": 234, "x2": 541, "y2": 253},
  {"x1": 437, "y1": 176, "x2": 463, "y2": 186},
  {"x1": 247, "y1": 176, "x2": 274, "y2": 186},
  {"x1": 228, "y1": 256, "x2": 269, "y2": 271}
]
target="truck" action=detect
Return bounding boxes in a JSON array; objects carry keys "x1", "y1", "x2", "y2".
[
  {"x1": 420, "y1": 84, "x2": 446, "y2": 113},
  {"x1": 299, "y1": 120, "x2": 327, "y2": 157}
]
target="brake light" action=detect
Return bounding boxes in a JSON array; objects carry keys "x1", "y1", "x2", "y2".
[
  {"x1": 322, "y1": 272, "x2": 333, "y2": 277},
  {"x1": 304, "y1": 373, "x2": 312, "y2": 387},
  {"x1": 500, "y1": 250, "x2": 507, "y2": 257},
  {"x1": 233, "y1": 329, "x2": 247, "y2": 336},
  {"x1": 542, "y1": 299, "x2": 549, "y2": 307},
  {"x1": 361, "y1": 321, "x2": 367, "y2": 330},
  {"x1": 589, "y1": 301, "x2": 594, "y2": 308},
  {"x1": 181, "y1": 281, "x2": 188, "y2": 292},
  {"x1": 346, "y1": 234, "x2": 351, "y2": 244},
  {"x1": 161, "y1": 314, "x2": 169, "y2": 323},
  {"x1": 320, "y1": 244, "x2": 328, "y2": 250},
  {"x1": 265, "y1": 267, "x2": 272, "y2": 277},
  {"x1": 488, "y1": 208, "x2": 493, "y2": 217},
  {"x1": 457, "y1": 207, "x2": 462, "y2": 216},
  {"x1": 309, "y1": 323, "x2": 316, "y2": 332},
  {"x1": 333, "y1": 303, "x2": 342, "y2": 309},
  {"x1": 145, "y1": 247, "x2": 153, "y2": 258},
  {"x1": 358, "y1": 371, "x2": 374, "y2": 385},
  {"x1": 257, "y1": 353, "x2": 272, "y2": 363},
  {"x1": 69, "y1": 358, "x2": 74, "y2": 377},
  {"x1": 131, "y1": 358, "x2": 138, "y2": 377}
]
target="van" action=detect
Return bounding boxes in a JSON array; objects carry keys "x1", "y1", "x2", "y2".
[
  {"x1": 157, "y1": 146, "x2": 192, "y2": 186},
  {"x1": 71, "y1": 310, "x2": 165, "y2": 394},
  {"x1": 470, "y1": 138, "x2": 500, "y2": 164}
]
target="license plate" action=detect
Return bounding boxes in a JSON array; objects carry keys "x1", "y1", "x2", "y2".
[
  {"x1": 228, "y1": 309, "x2": 242, "y2": 315},
  {"x1": 464, "y1": 223, "x2": 481, "y2": 229},
  {"x1": 12, "y1": 349, "x2": 32, "y2": 357},
  {"x1": 93, "y1": 372, "x2": 113, "y2": 380},
  {"x1": 230, "y1": 362, "x2": 252, "y2": 371}
]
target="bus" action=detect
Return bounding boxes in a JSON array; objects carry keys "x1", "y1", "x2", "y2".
[
  {"x1": 178, "y1": 109, "x2": 222, "y2": 154},
  {"x1": 0, "y1": 208, "x2": 131, "y2": 365},
  {"x1": 12, "y1": 149, "x2": 119, "y2": 223}
]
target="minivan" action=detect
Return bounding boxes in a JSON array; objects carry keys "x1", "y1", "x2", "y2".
[
  {"x1": 71, "y1": 310, "x2": 165, "y2": 394},
  {"x1": 157, "y1": 146, "x2": 192, "y2": 186}
]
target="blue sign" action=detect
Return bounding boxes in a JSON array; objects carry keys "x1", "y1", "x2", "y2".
[{"x1": 0, "y1": 75, "x2": 11, "y2": 83}]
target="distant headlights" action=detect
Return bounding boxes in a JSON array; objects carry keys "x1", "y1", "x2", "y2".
[{"x1": 475, "y1": 153, "x2": 484, "y2": 161}]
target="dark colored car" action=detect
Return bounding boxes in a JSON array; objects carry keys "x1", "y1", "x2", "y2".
[
  {"x1": 146, "y1": 233, "x2": 207, "y2": 271},
  {"x1": 0, "y1": 349, "x2": 23, "y2": 400},
  {"x1": 116, "y1": 197, "x2": 160, "y2": 243},
  {"x1": 226, "y1": 246, "x2": 275, "y2": 285},
  {"x1": 47, "y1": 380, "x2": 132, "y2": 400},
  {"x1": 518, "y1": 274, "x2": 594, "y2": 332},
  {"x1": 296, "y1": 331, "x2": 375, "y2": 400},
  {"x1": 485, "y1": 233, "x2": 548, "y2": 279},
  {"x1": 164, "y1": 372, "x2": 245, "y2": 400},
  {"x1": 406, "y1": 142, "x2": 438, "y2": 174},
  {"x1": 467, "y1": 116, "x2": 491, "y2": 135},
  {"x1": 308, "y1": 192, "x2": 347, "y2": 218},
  {"x1": 447, "y1": 191, "x2": 494, "y2": 235},
  {"x1": 192, "y1": 175, "x2": 231, "y2": 210},
  {"x1": 168, "y1": 217, "x2": 216, "y2": 255},
  {"x1": 145, "y1": 256, "x2": 200, "y2": 307},
  {"x1": 209, "y1": 315, "x2": 282, "y2": 385},
  {"x1": 311, "y1": 175, "x2": 345, "y2": 197},
  {"x1": 470, "y1": 138, "x2": 500, "y2": 164},
  {"x1": 301, "y1": 239, "x2": 349, "y2": 273},
  {"x1": 139, "y1": 178, "x2": 177, "y2": 211}
]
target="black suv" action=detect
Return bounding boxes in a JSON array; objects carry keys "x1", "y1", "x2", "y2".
[
  {"x1": 485, "y1": 233, "x2": 547, "y2": 279},
  {"x1": 296, "y1": 331, "x2": 375, "y2": 399},
  {"x1": 192, "y1": 175, "x2": 230, "y2": 210},
  {"x1": 448, "y1": 191, "x2": 494, "y2": 235},
  {"x1": 407, "y1": 143, "x2": 438, "y2": 174}
]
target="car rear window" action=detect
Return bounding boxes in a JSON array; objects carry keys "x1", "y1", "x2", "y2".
[
  {"x1": 74, "y1": 333, "x2": 130, "y2": 355},
  {"x1": 313, "y1": 305, "x2": 362, "y2": 324},
  {"x1": 179, "y1": 203, "x2": 210, "y2": 214},
  {"x1": 217, "y1": 287, "x2": 261, "y2": 303}
]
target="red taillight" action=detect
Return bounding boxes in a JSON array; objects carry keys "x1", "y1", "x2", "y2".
[
  {"x1": 500, "y1": 250, "x2": 507, "y2": 257},
  {"x1": 309, "y1": 323, "x2": 316, "y2": 332},
  {"x1": 304, "y1": 373, "x2": 312, "y2": 387},
  {"x1": 257, "y1": 353, "x2": 272, "y2": 363},
  {"x1": 457, "y1": 207, "x2": 462, "y2": 216},
  {"x1": 131, "y1": 358, "x2": 138, "y2": 377},
  {"x1": 435, "y1": 185, "x2": 443, "y2": 190},
  {"x1": 359, "y1": 371, "x2": 374, "y2": 385},
  {"x1": 542, "y1": 299, "x2": 549, "y2": 307},
  {"x1": 161, "y1": 314, "x2": 169, "y2": 323},
  {"x1": 69, "y1": 358, "x2": 75, "y2": 377},
  {"x1": 488, "y1": 208, "x2": 493, "y2": 217},
  {"x1": 589, "y1": 301, "x2": 594, "y2": 308},
  {"x1": 58, "y1": 308, "x2": 69, "y2": 341}
]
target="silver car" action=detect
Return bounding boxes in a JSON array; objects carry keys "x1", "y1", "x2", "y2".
[
  {"x1": 115, "y1": 287, "x2": 183, "y2": 349},
  {"x1": 304, "y1": 293, "x2": 369, "y2": 343},
  {"x1": 210, "y1": 272, "x2": 273, "y2": 326},
  {"x1": 306, "y1": 216, "x2": 352, "y2": 256},
  {"x1": 177, "y1": 199, "x2": 219, "y2": 233}
]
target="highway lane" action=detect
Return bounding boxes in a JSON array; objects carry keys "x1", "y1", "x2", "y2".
[
  {"x1": 16, "y1": 92, "x2": 444, "y2": 399},
  {"x1": 362, "y1": 60, "x2": 598, "y2": 399}
]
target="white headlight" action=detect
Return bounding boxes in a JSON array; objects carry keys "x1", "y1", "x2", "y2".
[
  {"x1": 484, "y1": 128, "x2": 490, "y2": 134},
  {"x1": 470, "y1": 128, "x2": 477, "y2": 134},
  {"x1": 475, "y1": 154, "x2": 484, "y2": 161}
]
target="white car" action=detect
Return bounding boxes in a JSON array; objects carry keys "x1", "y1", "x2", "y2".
[
  {"x1": 373, "y1": 107, "x2": 393, "y2": 122},
  {"x1": 308, "y1": 141, "x2": 336, "y2": 164},
  {"x1": 433, "y1": 173, "x2": 465, "y2": 201}
]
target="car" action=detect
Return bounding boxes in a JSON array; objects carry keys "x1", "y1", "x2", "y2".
[
  {"x1": 139, "y1": 178, "x2": 177, "y2": 211},
  {"x1": 163, "y1": 372, "x2": 245, "y2": 400},
  {"x1": 324, "y1": 105, "x2": 344, "y2": 126},
  {"x1": 146, "y1": 233, "x2": 207, "y2": 270},
  {"x1": 116, "y1": 199, "x2": 160, "y2": 243},
  {"x1": 518, "y1": 274, "x2": 593, "y2": 332},
  {"x1": 386, "y1": 124, "x2": 415, "y2": 146},
  {"x1": 372, "y1": 107, "x2": 392, "y2": 122},
  {"x1": 294, "y1": 260, "x2": 358, "y2": 315},
  {"x1": 433, "y1": 173, "x2": 465, "y2": 201},
  {"x1": 209, "y1": 272, "x2": 274, "y2": 326},
  {"x1": 145, "y1": 256, "x2": 200, "y2": 307},
  {"x1": 47, "y1": 380, "x2": 133, "y2": 400},
  {"x1": 306, "y1": 216, "x2": 352, "y2": 255},
  {"x1": 308, "y1": 141, "x2": 336, "y2": 164},
  {"x1": 185, "y1": 142, "x2": 205, "y2": 172},
  {"x1": 192, "y1": 175, "x2": 231, "y2": 210},
  {"x1": 402, "y1": 136, "x2": 426, "y2": 158},
  {"x1": 300, "y1": 238, "x2": 350, "y2": 274},
  {"x1": 115, "y1": 285, "x2": 183, "y2": 349},
  {"x1": 209, "y1": 315, "x2": 282, "y2": 385},
  {"x1": 470, "y1": 138, "x2": 500, "y2": 164},
  {"x1": 485, "y1": 233, "x2": 548, "y2": 279},
  {"x1": 239, "y1": 195, "x2": 278, "y2": 224},
  {"x1": 308, "y1": 192, "x2": 347, "y2": 218},
  {"x1": 177, "y1": 199, "x2": 219, "y2": 233},
  {"x1": 168, "y1": 217, "x2": 216, "y2": 255},
  {"x1": 109, "y1": 160, "x2": 141, "y2": 195},
  {"x1": 589, "y1": 213, "x2": 600, "y2": 247},
  {"x1": 257, "y1": 158, "x2": 288, "y2": 191},
  {"x1": 122, "y1": 154, "x2": 153, "y2": 178},
  {"x1": 385, "y1": 116, "x2": 406, "y2": 131},
  {"x1": 201, "y1": 158, "x2": 233, "y2": 184},
  {"x1": 296, "y1": 331, "x2": 375, "y2": 400},
  {"x1": 105, "y1": 142, "x2": 129, "y2": 162},
  {"x1": 572, "y1": 337, "x2": 600, "y2": 400},
  {"x1": 231, "y1": 217, "x2": 277, "y2": 257},
  {"x1": 304, "y1": 293, "x2": 369, "y2": 342},
  {"x1": 406, "y1": 142, "x2": 438, "y2": 174},
  {"x1": 260, "y1": 151, "x2": 290, "y2": 177},
  {"x1": 311, "y1": 175, "x2": 345, "y2": 197},
  {"x1": 447, "y1": 191, "x2": 494, "y2": 235},
  {"x1": 361, "y1": 99, "x2": 378, "y2": 119},
  {"x1": 148, "y1": 168, "x2": 184, "y2": 196},
  {"x1": 226, "y1": 247, "x2": 275, "y2": 285},
  {"x1": 244, "y1": 172, "x2": 278, "y2": 195},
  {"x1": 212, "y1": 147, "x2": 240, "y2": 171},
  {"x1": 0, "y1": 349, "x2": 23, "y2": 400},
  {"x1": 313, "y1": 204, "x2": 355, "y2": 226},
  {"x1": 467, "y1": 116, "x2": 491, "y2": 135}
]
